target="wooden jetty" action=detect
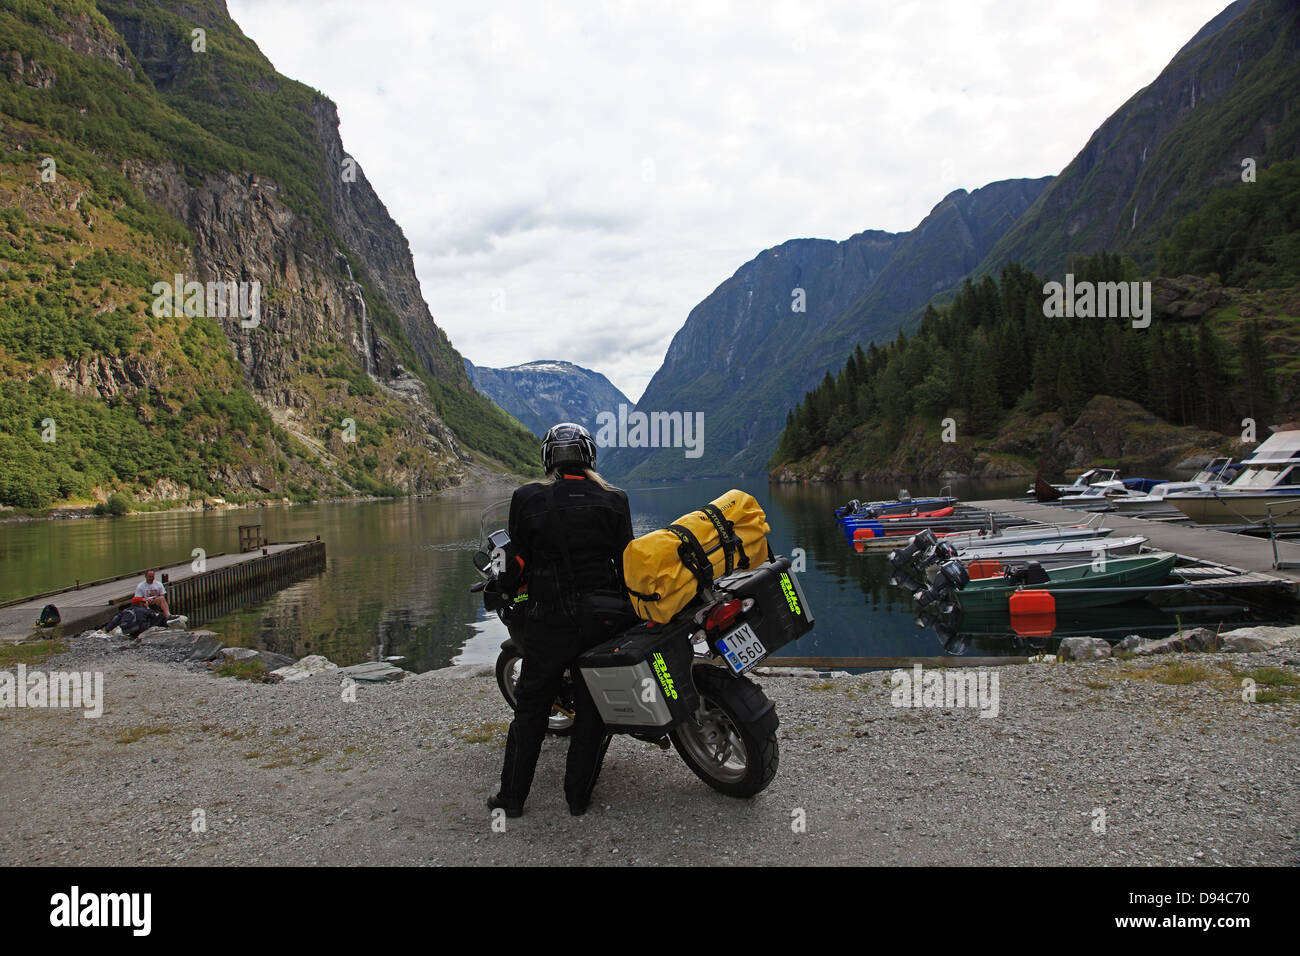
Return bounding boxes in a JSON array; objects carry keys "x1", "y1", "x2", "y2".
[
  {"x1": 968, "y1": 499, "x2": 1300, "y2": 592},
  {"x1": 0, "y1": 539, "x2": 326, "y2": 643}
]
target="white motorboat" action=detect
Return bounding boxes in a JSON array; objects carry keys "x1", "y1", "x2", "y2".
[
  {"x1": 1166, "y1": 432, "x2": 1300, "y2": 523},
  {"x1": 1112, "y1": 457, "x2": 1240, "y2": 514}
]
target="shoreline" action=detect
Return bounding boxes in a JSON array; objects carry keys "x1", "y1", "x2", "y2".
[
  {"x1": 0, "y1": 466, "x2": 528, "y2": 526},
  {"x1": 2, "y1": 629, "x2": 1296, "y2": 865}
]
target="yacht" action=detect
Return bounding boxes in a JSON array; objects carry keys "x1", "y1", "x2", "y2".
[
  {"x1": 1112, "y1": 457, "x2": 1241, "y2": 515},
  {"x1": 1166, "y1": 432, "x2": 1300, "y2": 523}
]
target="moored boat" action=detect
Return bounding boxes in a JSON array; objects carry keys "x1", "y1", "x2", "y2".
[
  {"x1": 1166, "y1": 431, "x2": 1300, "y2": 523},
  {"x1": 952, "y1": 552, "x2": 1179, "y2": 612}
]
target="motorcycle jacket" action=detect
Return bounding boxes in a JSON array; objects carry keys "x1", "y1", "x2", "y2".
[{"x1": 508, "y1": 472, "x2": 634, "y2": 618}]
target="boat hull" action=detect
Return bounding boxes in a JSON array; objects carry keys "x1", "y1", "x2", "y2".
[
  {"x1": 955, "y1": 554, "x2": 1178, "y2": 613},
  {"x1": 1167, "y1": 492, "x2": 1300, "y2": 523}
]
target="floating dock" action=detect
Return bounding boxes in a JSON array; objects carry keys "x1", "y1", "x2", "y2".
[
  {"x1": 0, "y1": 539, "x2": 326, "y2": 643},
  {"x1": 968, "y1": 499, "x2": 1300, "y2": 591}
]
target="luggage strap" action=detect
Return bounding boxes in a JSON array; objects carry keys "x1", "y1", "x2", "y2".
[
  {"x1": 698, "y1": 503, "x2": 749, "y2": 575},
  {"x1": 666, "y1": 523, "x2": 714, "y2": 591}
]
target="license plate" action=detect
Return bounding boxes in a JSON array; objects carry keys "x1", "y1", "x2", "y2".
[{"x1": 716, "y1": 622, "x2": 767, "y2": 674}]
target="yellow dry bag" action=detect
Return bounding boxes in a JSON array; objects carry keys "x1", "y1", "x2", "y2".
[{"x1": 623, "y1": 489, "x2": 770, "y2": 624}]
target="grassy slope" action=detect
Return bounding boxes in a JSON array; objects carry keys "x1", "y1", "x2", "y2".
[{"x1": 0, "y1": 0, "x2": 536, "y2": 509}]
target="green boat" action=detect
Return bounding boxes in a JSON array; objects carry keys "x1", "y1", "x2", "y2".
[{"x1": 955, "y1": 552, "x2": 1179, "y2": 612}]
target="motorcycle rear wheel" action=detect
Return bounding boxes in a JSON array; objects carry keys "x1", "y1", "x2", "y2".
[
  {"x1": 670, "y1": 666, "x2": 779, "y2": 798},
  {"x1": 494, "y1": 648, "x2": 575, "y2": 736}
]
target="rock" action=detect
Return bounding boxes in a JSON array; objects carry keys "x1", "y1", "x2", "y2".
[
  {"x1": 1219, "y1": 626, "x2": 1300, "y2": 654},
  {"x1": 336, "y1": 661, "x2": 406, "y2": 682},
  {"x1": 1115, "y1": 635, "x2": 1146, "y2": 654},
  {"x1": 221, "y1": 647, "x2": 259, "y2": 660},
  {"x1": 1058, "y1": 637, "x2": 1112, "y2": 661},
  {"x1": 270, "y1": 654, "x2": 337, "y2": 682},
  {"x1": 137, "y1": 628, "x2": 226, "y2": 661},
  {"x1": 1132, "y1": 627, "x2": 1220, "y2": 656},
  {"x1": 256, "y1": 651, "x2": 296, "y2": 670},
  {"x1": 166, "y1": 615, "x2": 190, "y2": 630},
  {"x1": 412, "y1": 663, "x2": 494, "y2": 680}
]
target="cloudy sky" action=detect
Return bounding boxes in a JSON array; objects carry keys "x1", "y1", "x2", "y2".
[{"x1": 228, "y1": 0, "x2": 1230, "y2": 402}]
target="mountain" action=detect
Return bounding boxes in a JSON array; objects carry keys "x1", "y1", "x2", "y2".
[
  {"x1": 0, "y1": 0, "x2": 536, "y2": 510},
  {"x1": 465, "y1": 359, "x2": 631, "y2": 438},
  {"x1": 975, "y1": 0, "x2": 1300, "y2": 277},
  {"x1": 601, "y1": 177, "x2": 1049, "y2": 480}
]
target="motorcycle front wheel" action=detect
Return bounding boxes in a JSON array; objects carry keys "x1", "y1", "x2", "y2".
[
  {"x1": 494, "y1": 648, "x2": 575, "y2": 736},
  {"x1": 670, "y1": 665, "x2": 779, "y2": 798}
]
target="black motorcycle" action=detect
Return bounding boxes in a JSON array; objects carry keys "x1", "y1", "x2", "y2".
[{"x1": 470, "y1": 500, "x2": 814, "y2": 798}]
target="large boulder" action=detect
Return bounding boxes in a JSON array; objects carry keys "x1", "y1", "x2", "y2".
[
  {"x1": 138, "y1": 628, "x2": 225, "y2": 661},
  {"x1": 1131, "y1": 627, "x2": 1220, "y2": 656},
  {"x1": 1058, "y1": 637, "x2": 1112, "y2": 661},
  {"x1": 270, "y1": 654, "x2": 337, "y2": 682},
  {"x1": 1219, "y1": 626, "x2": 1300, "y2": 654},
  {"x1": 1114, "y1": 635, "x2": 1146, "y2": 654},
  {"x1": 336, "y1": 661, "x2": 406, "y2": 682}
]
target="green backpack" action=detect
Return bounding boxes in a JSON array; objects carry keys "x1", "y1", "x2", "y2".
[{"x1": 35, "y1": 604, "x2": 61, "y2": 628}]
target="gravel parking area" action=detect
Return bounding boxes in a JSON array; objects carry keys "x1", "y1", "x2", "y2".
[{"x1": 3, "y1": 632, "x2": 1298, "y2": 866}]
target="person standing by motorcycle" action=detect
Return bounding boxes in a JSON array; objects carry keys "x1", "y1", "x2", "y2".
[{"x1": 488, "y1": 423, "x2": 635, "y2": 818}]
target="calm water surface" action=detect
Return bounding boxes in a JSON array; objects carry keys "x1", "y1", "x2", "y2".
[{"x1": 2, "y1": 478, "x2": 1291, "y2": 671}]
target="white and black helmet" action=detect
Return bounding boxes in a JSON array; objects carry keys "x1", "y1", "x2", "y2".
[{"x1": 541, "y1": 422, "x2": 597, "y2": 472}]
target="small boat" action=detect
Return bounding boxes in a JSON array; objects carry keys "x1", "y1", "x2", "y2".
[
  {"x1": 953, "y1": 552, "x2": 1178, "y2": 612},
  {"x1": 1112, "y1": 457, "x2": 1240, "y2": 514},
  {"x1": 1029, "y1": 467, "x2": 1120, "y2": 498},
  {"x1": 834, "y1": 492, "x2": 957, "y2": 520},
  {"x1": 956, "y1": 535, "x2": 1149, "y2": 568},
  {"x1": 1166, "y1": 432, "x2": 1300, "y2": 523}
]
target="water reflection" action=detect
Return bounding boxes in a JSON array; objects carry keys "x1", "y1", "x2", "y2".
[{"x1": 2, "y1": 477, "x2": 1292, "y2": 672}]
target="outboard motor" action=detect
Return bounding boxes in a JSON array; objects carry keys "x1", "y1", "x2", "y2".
[
  {"x1": 914, "y1": 559, "x2": 971, "y2": 610},
  {"x1": 1002, "y1": 561, "x2": 1050, "y2": 587},
  {"x1": 889, "y1": 528, "x2": 939, "y2": 570}
]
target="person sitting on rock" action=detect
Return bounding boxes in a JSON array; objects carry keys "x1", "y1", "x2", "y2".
[{"x1": 132, "y1": 569, "x2": 171, "y2": 618}]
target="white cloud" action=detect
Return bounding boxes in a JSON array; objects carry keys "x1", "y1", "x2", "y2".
[{"x1": 229, "y1": 0, "x2": 1232, "y2": 401}]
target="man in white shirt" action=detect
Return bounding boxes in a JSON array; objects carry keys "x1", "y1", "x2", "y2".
[{"x1": 133, "y1": 569, "x2": 170, "y2": 618}]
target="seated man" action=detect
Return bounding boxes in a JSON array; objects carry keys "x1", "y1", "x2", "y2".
[{"x1": 132, "y1": 569, "x2": 170, "y2": 618}]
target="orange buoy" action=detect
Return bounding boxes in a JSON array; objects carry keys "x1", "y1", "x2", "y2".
[{"x1": 1010, "y1": 589, "x2": 1055, "y2": 616}]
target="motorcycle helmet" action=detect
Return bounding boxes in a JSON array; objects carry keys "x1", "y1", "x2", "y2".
[{"x1": 541, "y1": 422, "x2": 597, "y2": 472}]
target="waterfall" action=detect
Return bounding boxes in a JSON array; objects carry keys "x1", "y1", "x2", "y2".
[{"x1": 342, "y1": 261, "x2": 375, "y2": 378}]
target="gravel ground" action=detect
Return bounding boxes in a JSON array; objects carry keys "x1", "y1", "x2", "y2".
[{"x1": 3, "y1": 631, "x2": 1298, "y2": 866}]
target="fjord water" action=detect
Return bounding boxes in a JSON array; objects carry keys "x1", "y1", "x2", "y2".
[{"x1": 1, "y1": 479, "x2": 1286, "y2": 670}]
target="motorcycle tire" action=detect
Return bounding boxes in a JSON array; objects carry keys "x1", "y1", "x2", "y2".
[
  {"x1": 670, "y1": 663, "x2": 779, "y2": 798},
  {"x1": 494, "y1": 647, "x2": 574, "y2": 736}
]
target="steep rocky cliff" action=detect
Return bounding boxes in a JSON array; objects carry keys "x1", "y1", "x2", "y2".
[
  {"x1": 977, "y1": 0, "x2": 1300, "y2": 276},
  {"x1": 602, "y1": 177, "x2": 1049, "y2": 480},
  {"x1": 0, "y1": 0, "x2": 535, "y2": 509}
]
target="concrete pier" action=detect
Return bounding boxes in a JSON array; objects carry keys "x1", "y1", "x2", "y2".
[{"x1": 0, "y1": 540, "x2": 326, "y2": 643}]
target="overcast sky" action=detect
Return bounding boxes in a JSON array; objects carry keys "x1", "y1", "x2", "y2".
[{"x1": 228, "y1": 0, "x2": 1230, "y2": 402}]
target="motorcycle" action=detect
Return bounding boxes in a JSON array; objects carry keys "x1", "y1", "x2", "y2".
[{"x1": 469, "y1": 499, "x2": 814, "y2": 798}]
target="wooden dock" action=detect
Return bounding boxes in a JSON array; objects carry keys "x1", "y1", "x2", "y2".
[
  {"x1": 0, "y1": 539, "x2": 326, "y2": 643},
  {"x1": 968, "y1": 499, "x2": 1300, "y2": 591}
]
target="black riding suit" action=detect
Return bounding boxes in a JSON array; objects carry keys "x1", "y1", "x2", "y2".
[{"x1": 497, "y1": 472, "x2": 634, "y2": 810}]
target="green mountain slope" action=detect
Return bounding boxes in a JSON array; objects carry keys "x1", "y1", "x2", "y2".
[
  {"x1": 975, "y1": 0, "x2": 1300, "y2": 278},
  {"x1": 0, "y1": 0, "x2": 536, "y2": 510},
  {"x1": 602, "y1": 178, "x2": 1048, "y2": 481}
]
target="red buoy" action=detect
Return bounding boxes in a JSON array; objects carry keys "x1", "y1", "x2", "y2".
[{"x1": 1010, "y1": 590, "x2": 1055, "y2": 615}]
